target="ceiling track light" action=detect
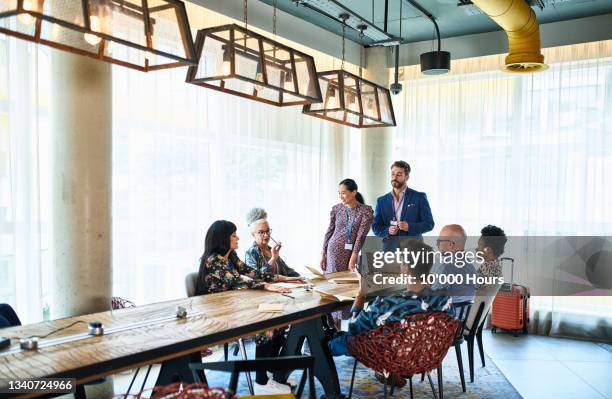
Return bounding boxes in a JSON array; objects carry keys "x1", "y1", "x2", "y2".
[{"x1": 293, "y1": 0, "x2": 396, "y2": 44}]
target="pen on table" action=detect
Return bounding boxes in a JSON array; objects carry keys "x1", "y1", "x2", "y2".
[{"x1": 281, "y1": 293, "x2": 295, "y2": 299}]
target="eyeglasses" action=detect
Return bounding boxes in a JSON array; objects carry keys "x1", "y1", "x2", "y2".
[
  {"x1": 256, "y1": 229, "x2": 272, "y2": 236},
  {"x1": 436, "y1": 239, "x2": 453, "y2": 247}
]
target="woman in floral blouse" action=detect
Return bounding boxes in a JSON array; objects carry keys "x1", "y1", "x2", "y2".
[{"x1": 195, "y1": 220, "x2": 295, "y2": 395}]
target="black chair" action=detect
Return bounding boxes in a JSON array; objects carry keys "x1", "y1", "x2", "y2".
[
  {"x1": 189, "y1": 355, "x2": 316, "y2": 399},
  {"x1": 475, "y1": 308, "x2": 490, "y2": 368},
  {"x1": 462, "y1": 302, "x2": 487, "y2": 383},
  {"x1": 450, "y1": 301, "x2": 473, "y2": 393},
  {"x1": 0, "y1": 303, "x2": 21, "y2": 328}
]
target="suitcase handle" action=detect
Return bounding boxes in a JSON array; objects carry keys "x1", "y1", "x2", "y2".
[{"x1": 500, "y1": 257, "x2": 515, "y2": 291}]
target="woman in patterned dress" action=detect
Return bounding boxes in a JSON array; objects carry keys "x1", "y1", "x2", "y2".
[
  {"x1": 195, "y1": 220, "x2": 295, "y2": 395},
  {"x1": 320, "y1": 179, "x2": 374, "y2": 327}
]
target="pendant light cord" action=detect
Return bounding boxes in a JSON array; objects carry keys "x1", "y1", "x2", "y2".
[
  {"x1": 273, "y1": 0, "x2": 277, "y2": 36},
  {"x1": 341, "y1": 21, "x2": 346, "y2": 71},
  {"x1": 244, "y1": 0, "x2": 248, "y2": 29}
]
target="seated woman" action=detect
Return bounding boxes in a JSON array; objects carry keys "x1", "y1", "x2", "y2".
[
  {"x1": 244, "y1": 208, "x2": 302, "y2": 278},
  {"x1": 196, "y1": 220, "x2": 295, "y2": 395}
]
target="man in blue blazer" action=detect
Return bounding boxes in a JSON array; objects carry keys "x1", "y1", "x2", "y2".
[{"x1": 372, "y1": 161, "x2": 434, "y2": 239}]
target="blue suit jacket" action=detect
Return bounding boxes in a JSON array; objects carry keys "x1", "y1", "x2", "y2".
[{"x1": 372, "y1": 188, "x2": 435, "y2": 238}]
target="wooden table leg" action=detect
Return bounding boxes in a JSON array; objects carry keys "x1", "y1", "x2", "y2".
[{"x1": 274, "y1": 316, "x2": 343, "y2": 399}]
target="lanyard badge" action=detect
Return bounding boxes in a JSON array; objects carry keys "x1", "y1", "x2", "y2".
[{"x1": 345, "y1": 208, "x2": 355, "y2": 250}]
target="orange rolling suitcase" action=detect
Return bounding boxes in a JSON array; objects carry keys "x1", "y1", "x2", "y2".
[{"x1": 491, "y1": 257, "x2": 530, "y2": 336}]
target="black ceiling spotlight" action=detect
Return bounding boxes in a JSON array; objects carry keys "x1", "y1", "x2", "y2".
[{"x1": 405, "y1": 0, "x2": 451, "y2": 75}]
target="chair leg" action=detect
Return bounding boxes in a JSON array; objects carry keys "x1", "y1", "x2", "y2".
[
  {"x1": 476, "y1": 328, "x2": 486, "y2": 367},
  {"x1": 421, "y1": 372, "x2": 425, "y2": 382},
  {"x1": 426, "y1": 372, "x2": 438, "y2": 399},
  {"x1": 390, "y1": 380, "x2": 395, "y2": 396},
  {"x1": 138, "y1": 364, "x2": 153, "y2": 393},
  {"x1": 348, "y1": 359, "x2": 358, "y2": 399},
  {"x1": 238, "y1": 338, "x2": 254, "y2": 396},
  {"x1": 124, "y1": 367, "x2": 140, "y2": 398},
  {"x1": 454, "y1": 343, "x2": 466, "y2": 392},
  {"x1": 383, "y1": 377, "x2": 388, "y2": 399},
  {"x1": 409, "y1": 376, "x2": 413, "y2": 399},
  {"x1": 437, "y1": 365, "x2": 443, "y2": 399},
  {"x1": 296, "y1": 368, "x2": 308, "y2": 399},
  {"x1": 224, "y1": 343, "x2": 229, "y2": 361},
  {"x1": 467, "y1": 337, "x2": 475, "y2": 383}
]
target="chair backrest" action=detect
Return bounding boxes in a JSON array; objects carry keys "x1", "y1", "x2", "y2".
[
  {"x1": 452, "y1": 301, "x2": 473, "y2": 338},
  {"x1": 185, "y1": 272, "x2": 199, "y2": 297},
  {"x1": 347, "y1": 311, "x2": 460, "y2": 377},
  {"x1": 466, "y1": 283, "x2": 501, "y2": 331}
]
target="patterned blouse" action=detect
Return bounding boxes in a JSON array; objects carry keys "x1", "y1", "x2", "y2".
[
  {"x1": 245, "y1": 242, "x2": 300, "y2": 277},
  {"x1": 322, "y1": 203, "x2": 374, "y2": 273},
  {"x1": 195, "y1": 251, "x2": 275, "y2": 295},
  {"x1": 477, "y1": 259, "x2": 503, "y2": 279}
]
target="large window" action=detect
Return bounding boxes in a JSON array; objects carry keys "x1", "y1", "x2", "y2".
[
  {"x1": 0, "y1": 36, "x2": 52, "y2": 323},
  {"x1": 394, "y1": 42, "x2": 612, "y2": 339}
]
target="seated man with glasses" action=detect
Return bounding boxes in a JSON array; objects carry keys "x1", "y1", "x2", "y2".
[
  {"x1": 245, "y1": 207, "x2": 302, "y2": 278},
  {"x1": 329, "y1": 239, "x2": 453, "y2": 357},
  {"x1": 432, "y1": 224, "x2": 478, "y2": 304}
]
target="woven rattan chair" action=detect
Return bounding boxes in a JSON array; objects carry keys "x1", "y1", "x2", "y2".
[{"x1": 347, "y1": 311, "x2": 460, "y2": 399}]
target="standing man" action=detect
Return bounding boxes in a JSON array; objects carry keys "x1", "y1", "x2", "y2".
[{"x1": 372, "y1": 161, "x2": 434, "y2": 239}]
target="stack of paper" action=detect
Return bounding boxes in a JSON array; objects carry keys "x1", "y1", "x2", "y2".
[{"x1": 329, "y1": 274, "x2": 360, "y2": 284}]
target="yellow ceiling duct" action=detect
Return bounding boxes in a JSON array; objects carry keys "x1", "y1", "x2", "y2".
[{"x1": 471, "y1": 0, "x2": 548, "y2": 73}]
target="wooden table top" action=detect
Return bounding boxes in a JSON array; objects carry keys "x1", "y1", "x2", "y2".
[{"x1": 0, "y1": 271, "x2": 358, "y2": 388}]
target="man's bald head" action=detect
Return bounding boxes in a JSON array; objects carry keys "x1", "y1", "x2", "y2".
[{"x1": 439, "y1": 224, "x2": 467, "y2": 251}]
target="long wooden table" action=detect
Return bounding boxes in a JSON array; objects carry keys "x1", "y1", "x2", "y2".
[{"x1": 0, "y1": 272, "x2": 357, "y2": 398}]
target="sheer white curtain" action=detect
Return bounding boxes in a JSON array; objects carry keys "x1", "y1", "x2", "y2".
[
  {"x1": 111, "y1": 5, "x2": 361, "y2": 305},
  {"x1": 0, "y1": 36, "x2": 52, "y2": 323},
  {"x1": 394, "y1": 40, "x2": 612, "y2": 340}
]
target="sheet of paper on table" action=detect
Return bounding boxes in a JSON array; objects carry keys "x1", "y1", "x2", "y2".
[
  {"x1": 269, "y1": 282, "x2": 307, "y2": 289},
  {"x1": 314, "y1": 288, "x2": 355, "y2": 303},
  {"x1": 304, "y1": 265, "x2": 326, "y2": 279},
  {"x1": 258, "y1": 303, "x2": 285, "y2": 313}
]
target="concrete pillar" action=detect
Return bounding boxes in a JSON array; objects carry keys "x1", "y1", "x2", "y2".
[
  {"x1": 361, "y1": 46, "x2": 393, "y2": 207},
  {"x1": 50, "y1": 50, "x2": 112, "y2": 319}
]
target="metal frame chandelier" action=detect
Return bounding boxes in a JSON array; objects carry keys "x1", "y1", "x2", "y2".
[
  {"x1": 302, "y1": 14, "x2": 396, "y2": 128},
  {"x1": 186, "y1": 0, "x2": 322, "y2": 107},
  {"x1": 0, "y1": 0, "x2": 197, "y2": 72}
]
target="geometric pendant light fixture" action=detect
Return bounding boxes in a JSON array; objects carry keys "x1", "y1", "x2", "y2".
[
  {"x1": 186, "y1": 0, "x2": 322, "y2": 107},
  {"x1": 302, "y1": 14, "x2": 396, "y2": 128},
  {"x1": 0, "y1": 0, "x2": 197, "y2": 72}
]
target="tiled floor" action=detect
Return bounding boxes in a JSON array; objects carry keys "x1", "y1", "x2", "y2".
[{"x1": 481, "y1": 331, "x2": 612, "y2": 399}]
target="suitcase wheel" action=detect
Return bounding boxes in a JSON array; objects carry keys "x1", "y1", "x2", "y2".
[
  {"x1": 512, "y1": 330, "x2": 519, "y2": 337},
  {"x1": 491, "y1": 327, "x2": 497, "y2": 333}
]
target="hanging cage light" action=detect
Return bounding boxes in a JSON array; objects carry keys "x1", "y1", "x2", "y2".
[
  {"x1": 302, "y1": 14, "x2": 396, "y2": 128},
  {"x1": 185, "y1": 0, "x2": 322, "y2": 107},
  {"x1": 0, "y1": 0, "x2": 197, "y2": 72}
]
